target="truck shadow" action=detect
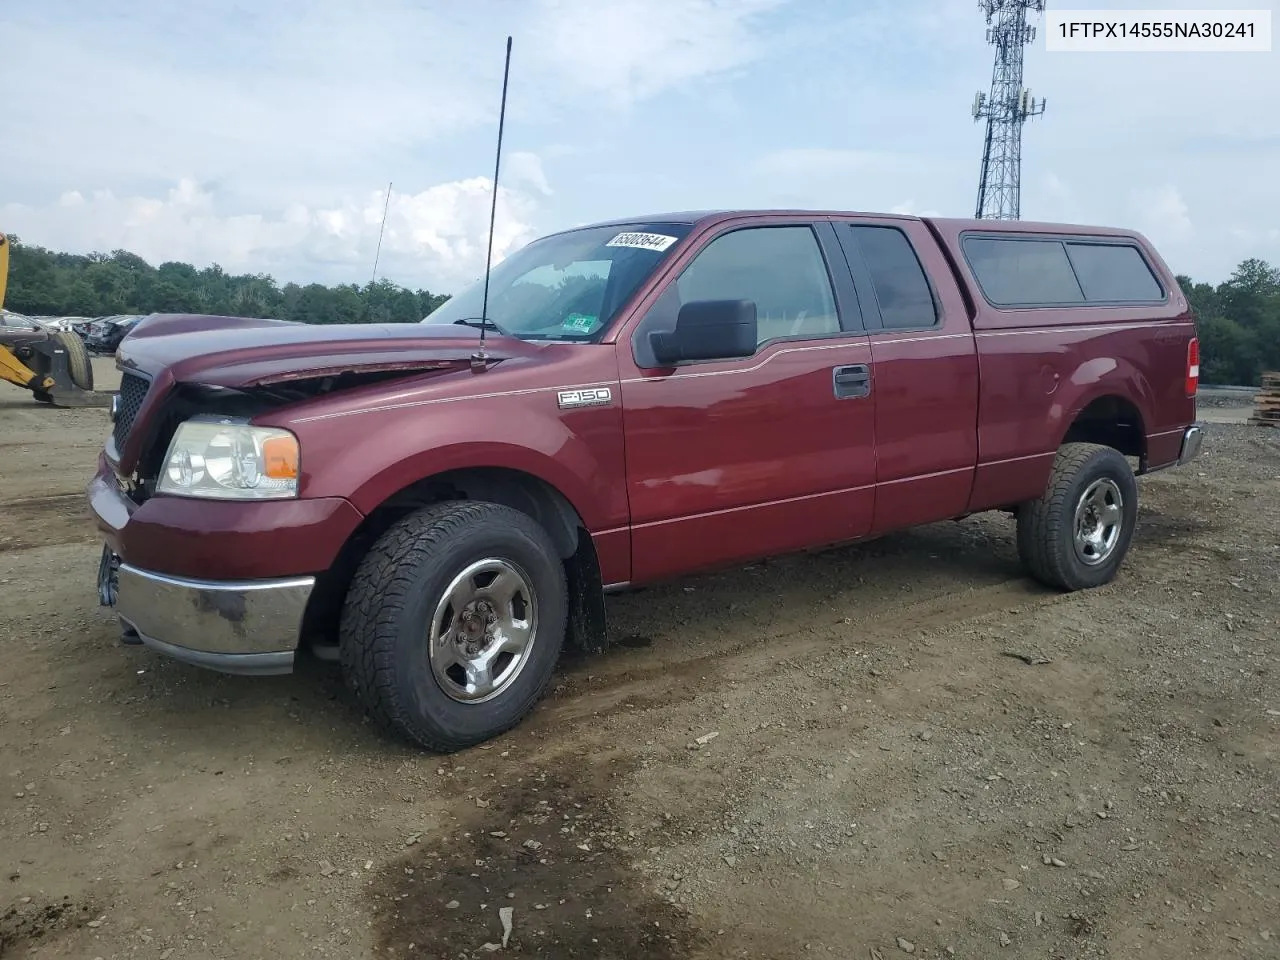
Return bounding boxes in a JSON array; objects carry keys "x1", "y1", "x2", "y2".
[
  {"x1": 562, "y1": 518, "x2": 1024, "y2": 678},
  {"x1": 1135, "y1": 505, "x2": 1219, "y2": 546}
]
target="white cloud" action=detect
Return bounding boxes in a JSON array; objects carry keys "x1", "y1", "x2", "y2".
[
  {"x1": 1042, "y1": 172, "x2": 1073, "y2": 204},
  {"x1": 752, "y1": 148, "x2": 903, "y2": 177},
  {"x1": 528, "y1": 0, "x2": 787, "y2": 104},
  {"x1": 1126, "y1": 185, "x2": 1193, "y2": 245},
  {"x1": 741, "y1": 149, "x2": 924, "y2": 210},
  {"x1": 3, "y1": 0, "x2": 1278, "y2": 290},
  {"x1": 1, "y1": 153, "x2": 553, "y2": 292},
  {"x1": 1, "y1": 0, "x2": 790, "y2": 290},
  {"x1": 1229, "y1": 226, "x2": 1280, "y2": 246},
  {"x1": 889, "y1": 200, "x2": 943, "y2": 217},
  {"x1": 2, "y1": 0, "x2": 788, "y2": 206}
]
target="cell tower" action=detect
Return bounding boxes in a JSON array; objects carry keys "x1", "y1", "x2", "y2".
[{"x1": 972, "y1": 0, "x2": 1047, "y2": 220}]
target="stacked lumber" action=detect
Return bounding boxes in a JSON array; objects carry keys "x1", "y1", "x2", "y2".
[{"x1": 1249, "y1": 372, "x2": 1280, "y2": 427}]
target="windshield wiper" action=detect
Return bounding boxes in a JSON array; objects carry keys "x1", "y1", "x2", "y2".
[{"x1": 452, "y1": 317, "x2": 508, "y2": 335}]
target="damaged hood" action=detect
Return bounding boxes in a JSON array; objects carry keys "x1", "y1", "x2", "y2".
[{"x1": 117, "y1": 313, "x2": 536, "y2": 387}]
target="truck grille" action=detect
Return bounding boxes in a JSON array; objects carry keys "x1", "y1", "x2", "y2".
[{"x1": 112, "y1": 371, "x2": 151, "y2": 450}]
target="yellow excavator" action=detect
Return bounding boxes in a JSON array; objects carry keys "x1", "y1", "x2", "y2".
[{"x1": 0, "y1": 230, "x2": 102, "y2": 405}]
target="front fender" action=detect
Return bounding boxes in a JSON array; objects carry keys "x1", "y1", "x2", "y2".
[{"x1": 285, "y1": 393, "x2": 629, "y2": 533}]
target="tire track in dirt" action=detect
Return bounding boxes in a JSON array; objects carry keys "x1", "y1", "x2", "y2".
[
  {"x1": 0, "y1": 494, "x2": 96, "y2": 553},
  {"x1": 0, "y1": 897, "x2": 98, "y2": 958}
]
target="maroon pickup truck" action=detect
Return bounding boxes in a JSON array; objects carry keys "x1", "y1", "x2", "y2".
[{"x1": 88, "y1": 209, "x2": 1202, "y2": 751}]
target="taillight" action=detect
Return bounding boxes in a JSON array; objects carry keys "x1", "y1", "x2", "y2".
[{"x1": 1186, "y1": 337, "x2": 1199, "y2": 397}]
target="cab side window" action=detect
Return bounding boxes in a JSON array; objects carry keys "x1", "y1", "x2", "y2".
[
  {"x1": 633, "y1": 225, "x2": 840, "y2": 365},
  {"x1": 847, "y1": 225, "x2": 938, "y2": 330}
]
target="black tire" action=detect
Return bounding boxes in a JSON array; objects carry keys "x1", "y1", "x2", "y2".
[
  {"x1": 338, "y1": 501, "x2": 568, "y2": 752},
  {"x1": 52, "y1": 330, "x2": 94, "y2": 390},
  {"x1": 1016, "y1": 442, "x2": 1138, "y2": 591}
]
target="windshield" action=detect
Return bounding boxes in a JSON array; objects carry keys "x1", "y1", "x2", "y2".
[{"x1": 420, "y1": 221, "x2": 692, "y2": 341}]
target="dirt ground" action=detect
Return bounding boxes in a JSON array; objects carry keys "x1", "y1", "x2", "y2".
[{"x1": 1, "y1": 366, "x2": 1277, "y2": 960}]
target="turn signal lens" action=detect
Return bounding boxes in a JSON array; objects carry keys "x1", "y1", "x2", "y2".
[{"x1": 262, "y1": 436, "x2": 300, "y2": 480}]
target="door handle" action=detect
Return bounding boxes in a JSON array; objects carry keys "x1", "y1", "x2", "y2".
[{"x1": 832, "y1": 364, "x2": 871, "y2": 399}]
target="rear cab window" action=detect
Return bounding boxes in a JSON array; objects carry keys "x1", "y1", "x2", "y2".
[
  {"x1": 960, "y1": 234, "x2": 1167, "y2": 307},
  {"x1": 1063, "y1": 242, "x2": 1164, "y2": 301}
]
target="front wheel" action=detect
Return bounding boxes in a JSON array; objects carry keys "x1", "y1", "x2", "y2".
[
  {"x1": 339, "y1": 501, "x2": 567, "y2": 752},
  {"x1": 1016, "y1": 442, "x2": 1138, "y2": 591}
]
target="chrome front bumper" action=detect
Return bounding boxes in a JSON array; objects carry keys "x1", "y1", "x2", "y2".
[
  {"x1": 112, "y1": 562, "x2": 314, "y2": 676},
  {"x1": 1177, "y1": 424, "x2": 1203, "y2": 465}
]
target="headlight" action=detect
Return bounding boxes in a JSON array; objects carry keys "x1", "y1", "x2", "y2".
[{"x1": 156, "y1": 417, "x2": 300, "y2": 500}]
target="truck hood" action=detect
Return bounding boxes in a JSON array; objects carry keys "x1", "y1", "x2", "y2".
[{"x1": 118, "y1": 313, "x2": 536, "y2": 388}]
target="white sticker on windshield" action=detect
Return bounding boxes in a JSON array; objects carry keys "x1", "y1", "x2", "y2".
[{"x1": 605, "y1": 231, "x2": 678, "y2": 252}]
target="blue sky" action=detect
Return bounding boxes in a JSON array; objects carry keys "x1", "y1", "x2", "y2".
[{"x1": 2, "y1": 0, "x2": 1276, "y2": 294}]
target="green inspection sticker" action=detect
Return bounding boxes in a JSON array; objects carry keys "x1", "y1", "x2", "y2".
[{"x1": 562, "y1": 313, "x2": 598, "y2": 333}]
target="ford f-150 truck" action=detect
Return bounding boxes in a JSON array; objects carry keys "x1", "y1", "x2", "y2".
[{"x1": 88, "y1": 209, "x2": 1203, "y2": 752}]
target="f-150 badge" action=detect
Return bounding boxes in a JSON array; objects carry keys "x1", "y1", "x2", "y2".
[{"x1": 557, "y1": 387, "x2": 613, "y2": 409}]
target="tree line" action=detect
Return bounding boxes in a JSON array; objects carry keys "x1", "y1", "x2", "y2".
[
  {"x1": 2, "y1": 235, "x2": 1277, "y2": 385},
  {"x1": 1177, "y1": 259, "x2": 1280, "y2": 386},
  {"x1": 1, "y1": 235, "x2": 450, "y2": 326}
]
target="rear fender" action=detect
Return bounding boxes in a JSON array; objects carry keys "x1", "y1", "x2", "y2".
[{"x1": 1052, "y1": 356, "x2": 1155, "y2": 451}]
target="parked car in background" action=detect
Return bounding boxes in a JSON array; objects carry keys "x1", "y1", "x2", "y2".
[{"x1": 83, "y1": 315, "x2": 145, "y2": 355}]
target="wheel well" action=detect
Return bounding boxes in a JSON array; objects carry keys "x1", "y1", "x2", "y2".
[
  {"x1": 1062, "y1": 395, "x2": 1147, "y2": 465},
  {"x1": 300, "y1": 467, "x2": 609, "y2": 655}
]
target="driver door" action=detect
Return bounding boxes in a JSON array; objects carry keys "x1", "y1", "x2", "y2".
[{"x1": 617, "y1": 218, "x2": 877, "y2": 583}]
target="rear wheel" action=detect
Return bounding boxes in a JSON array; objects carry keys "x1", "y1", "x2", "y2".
[
  {"x1": 339, "y1": 501, "x2": 567, "y2": 752},
  {"x1": 1016, "y1": 442, "x2": 1138, "y2": 591},
  {"x1": 52, "y1": 330, "x2": 94, "y2": 390}
]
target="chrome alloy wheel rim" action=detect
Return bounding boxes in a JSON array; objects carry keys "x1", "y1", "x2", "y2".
[
  {"x1": 428, "y1": 558, "x2": 538, "y2": 703},
  {"x1": 1073, "y1": 477, "x2": 1124, "y2": 566}
]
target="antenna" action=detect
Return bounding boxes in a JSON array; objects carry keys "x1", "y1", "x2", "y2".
[
  {"x1": 473, "y1": 34, "x2": 513, "y2": 370},
  {"x1": 370, "y1": 180, "x2": 392, "y2": 285},
  {"x1": 972, "y1": 0, "x2": 1047, "y2": 220}
]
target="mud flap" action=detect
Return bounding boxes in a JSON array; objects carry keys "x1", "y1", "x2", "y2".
[{"x1": 565, "y1": 528, "x2": 610, "y2": 655}]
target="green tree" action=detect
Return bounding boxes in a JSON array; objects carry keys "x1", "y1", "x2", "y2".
[
  {"x1": 1179, "y1": 257, "x2": 1280, "y2": 385},
  {"x1": 1, "y1": 237, "x2": 449, "y2": 327}
]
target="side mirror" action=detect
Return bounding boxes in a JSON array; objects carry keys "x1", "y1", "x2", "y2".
[{"x1": 648, "y1": 299, "x2": 757, "y2": 365}]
